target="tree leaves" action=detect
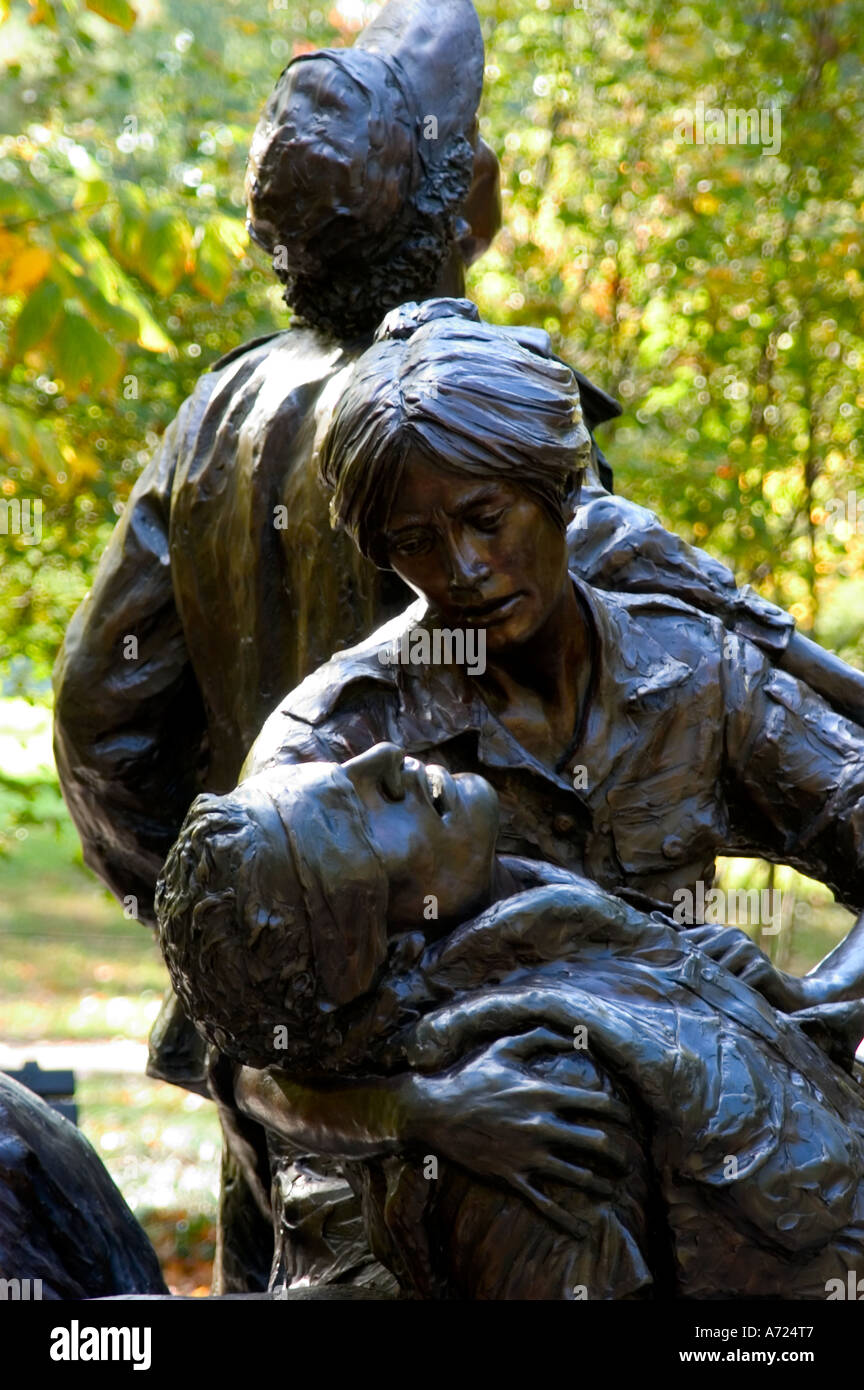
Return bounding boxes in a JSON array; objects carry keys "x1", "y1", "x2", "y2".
[
  {"x1": 55, "y1": 227, "x2": 174, "y2": 352},
  {"x1": 470, "y1": 0, "x2": 864, "y2": 659},
  {"x1": 191, "y1": 216, "x2": 247, "y2": 304},
  {"x1": 108, "y1": 182, "x2": 149, "y2": 275},
  {"x1": 0, "y1": 235, "x2": 52, "y2": 295},
  {"x1": 0, "y1": 0, "x2": 301, "y2": 680},
  {"x1": 11, "y1": 279, "x2": 62, "y2": 356},
  {"x1": 6, "y1": 246, "x2": 51, "y2": 294},
  {"x1": 85, "y1": 0, "x2": 136, "y2": 30},
  {"x1": 0, "y1": 402, "x2": 67, "y2": 477},
  {"x1": 136, "y1": 210, "x2": 193, "y2": 298},
  {"x1": 53, "y1": 309, "x2": 123, "y2": 393}
]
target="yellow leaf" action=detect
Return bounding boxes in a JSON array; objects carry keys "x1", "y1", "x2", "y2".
[
  {"x1": 2, "y1": 246, "x2": 52, "y2": 295},
  {"x1": 137, "y1": 317, "x2": 174, "y2": 354},
  {"x1": 28, "y1": 0, "x2": 56, "y2": 25},
  {"x1": 213, "y1": 215, "x2": 248, "y2": 261},
  {"x1": 0, "y1": 228, "x2": 21, "y2": 261},
  {"x1": 65, "y1": 448, "x2": 103, "y2": 480},
  {"x1": 85, "y1": 0, "x2": 136, "y2": 30}
]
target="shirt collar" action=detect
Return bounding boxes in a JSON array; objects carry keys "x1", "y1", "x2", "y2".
[{"x1": 284, "y1": 576, "x2": 694, "y2": 793}]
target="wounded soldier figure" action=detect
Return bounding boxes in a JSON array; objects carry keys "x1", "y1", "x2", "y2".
[{"x1": 156, "y1": 746, "x2": 864, "y2": 1301}]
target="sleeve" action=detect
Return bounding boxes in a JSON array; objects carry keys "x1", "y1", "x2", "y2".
[
  {"x1": 721, "y1": 633, "x2": 864, "y2": 913},
  {"x1": 240, "y1": 716, "x2": 347, "y2": 779},
  {"x1": 569, "y1": 483, "x2": 795, "y2": 659},
  {"x1": 570, "y1": 484, "x2": 864, "y2": 731},
  {"x1": 52, "y1": 397, "x2": 209, "y2": 927},
  {"x1": 241, "y1": 685, "x2": 401, "y2": 780}
]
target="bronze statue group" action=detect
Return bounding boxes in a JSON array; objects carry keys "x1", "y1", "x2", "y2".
[{"x1": 44, "y1": 0, "x2": 864, "y2": 1299}]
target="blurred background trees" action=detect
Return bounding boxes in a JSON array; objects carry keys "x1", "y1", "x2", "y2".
[{"x1": 1, "y1": 0, "x2": 861, "y2": 690}]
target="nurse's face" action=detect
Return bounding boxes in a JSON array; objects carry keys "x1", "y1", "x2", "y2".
[{"x1": 379, "y1": 455, "x2": 572, "y2": 656}]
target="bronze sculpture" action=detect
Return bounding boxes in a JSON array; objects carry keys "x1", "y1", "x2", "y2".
[
  {"x1": 50, "y1": 0, "x2": 864, "y2": 1296},
  {"x1": 0, "y1": 1073, "x2": 167, "y2": 1300},
  {"x1": 250, "y1": 299, "x2": 864, "y2": 993},
  {"x1": 157, "y1": 744, "x2": 864, "y2": 1299},
  {"x1": 52, "y1": 0, "x2": 502, "y2": 1292},
  {"x1": 156, "y1": 300, "x2": 864, "y2": 1298}
]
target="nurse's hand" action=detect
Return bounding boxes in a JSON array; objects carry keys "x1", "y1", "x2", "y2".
[
  {"x1": 678, "y1": 923, "x2": 806, "y2": 1011},
  {"x1": 406, "y1": 1027, "x2": 636, "y2": 1238}
]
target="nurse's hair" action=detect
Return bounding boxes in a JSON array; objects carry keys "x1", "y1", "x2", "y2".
[{"x1": 317, "y1": 298, "x2": 592, "y2": 566}]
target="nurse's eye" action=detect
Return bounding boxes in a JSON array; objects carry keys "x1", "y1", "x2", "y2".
[
  {"x1": 468, "y1": 508, "x2": 506, "y2": 533},
  {"x1": 389, "y1": 530, "x2": 434, "y2": 558}
]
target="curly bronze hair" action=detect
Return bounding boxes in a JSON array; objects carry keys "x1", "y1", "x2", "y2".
[{"x1": 246, "y1": 52, "x2": 475, "y2": 340}]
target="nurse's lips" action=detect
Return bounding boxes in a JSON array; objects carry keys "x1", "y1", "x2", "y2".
[{"x1": 454, "y1": 592, "x2": 524, "y2": 624}]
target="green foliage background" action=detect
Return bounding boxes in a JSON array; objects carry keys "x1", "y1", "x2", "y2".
[{"x1": 1, "y1": 0, "x2": 863, "y2": 690}]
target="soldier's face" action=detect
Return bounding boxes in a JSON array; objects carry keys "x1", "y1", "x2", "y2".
[
  {"x1": 341, "y1": 743, "x2": 499, "y2": 929},
  {"x1": 382, "y1": 456, "x2": 572, "y2": 654}
]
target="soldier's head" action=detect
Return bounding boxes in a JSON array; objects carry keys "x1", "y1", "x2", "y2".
[
  {"x1": 245, "y1": 0, "x2": 500, "y2": 339},
  {"x1": 155, "y1": 748, "x2": 498, "y2": 1069}
]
